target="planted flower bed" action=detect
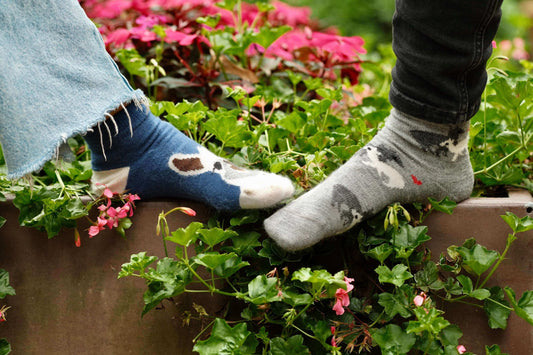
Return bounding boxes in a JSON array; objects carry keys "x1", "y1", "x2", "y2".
[{"x1": 1, "y1": 0, "x2": 533, "y2": 354}]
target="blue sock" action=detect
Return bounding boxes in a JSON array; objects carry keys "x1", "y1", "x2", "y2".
[{"x1": 83, "y1": 103, "x2": 294, "y2": 211}]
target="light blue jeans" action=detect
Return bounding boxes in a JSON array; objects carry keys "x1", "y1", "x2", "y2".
[{"x1": 0, "y1": 0, "x2": 146, "y2": 179}]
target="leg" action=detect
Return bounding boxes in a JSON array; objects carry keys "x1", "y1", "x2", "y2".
[
  {"x1": 264, "y1": 0, "x2": 503, "y2": 251},
  {"x1": 0, "y1": 0, "x2": 293, "y2": 210}
]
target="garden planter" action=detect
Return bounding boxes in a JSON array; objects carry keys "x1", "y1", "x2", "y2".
[
  {"x1": 0, "y1": 198, "x2": 219, "y2": 355},
  {"x1": 1, "y1": 189, "x2": 532, "y2": 354},
  {"x1": 422, "y1": 189, "x2": 533, "y2": 354}
]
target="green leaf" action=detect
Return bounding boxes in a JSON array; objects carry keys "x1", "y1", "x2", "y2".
[
  {"x1": 0, "y1": 269, "x2": 15, "y2": 299},
  {"x1": 193, "y1": 318, "x2": 257, "y2": 355},
  {"x1": 370, "y1": 324, "x2": 416, "y2": 355},
  {"x1": 166, "y1": 222, "x2": 203, "y2": 247},
  {"x1": 484, "y1": 286, "x2": 511, "y2": 329},
  {"x1": 0, "y1": 217, "x2": 5, "y2": 229},
  {"x1": 456, "y1": 275, "x2": 473, "y2": 295},
  {"x1": 292, "y1": 268, "x2": 346, "y2": 296},
  {"x1": 415, "y1": 261, "x2": 445, "y2": 291},
  {"x1": 222, "y1": 231, "x2": 261, "y2": 257},
  {"x1": 281, "y1": 289, "x2": 313, "y2": 307},
  {"x1": 500, "y1": 212, "x2": 533, "y2": 233},
  {"x1": 118, "y1": 252, "x2": 158, "y2": 278},
  {"x1": 204, "y1": 113, "x2": 252, "y2": 148},
  {"x1": 247, "y1": 275, "x2": 280, "y2": 304},
  {"x1": 456, "y1": 244, "x2": 499, "y2": 276},
  {"x1": 485, "y1": 344, "x2": 509, "y2": 355},
  {"x1": 366, "y1": 244, "x2": 393, "y2": 264},
  {"x1": 470, "y1": 288, "x2": 491, "y2": 301},
  {"x1": 440, "y1": 325, "x2": 463, "y2": 347},
  {"x1": 378, "y1": 292, "x2": 411, "y2": 318},
  {"x1": 427, "y1": 197, "x2": 457, "y2": 215},
  {"x1": 194, "y1": 252, "x2": 249, "y2": 278},
  {"x1": 504, "y1": 287, "x2": 533, "y2": 326},
  {"x1": 407, "y1": 307, "x2": 450, "y2": 336},
  {"x1": 392, "y1": 225, "x2": 431, "y2": 249},
  {"x1": 198, "y1": 228, "x2": 238, "y2": 248},
  {"x1": 375, "y1": 264, "x2": 413, "y2": 287},
  {"x1": 142, "y1": 258, "x2": 191, "y2": 315},
  {"x1": 0, "y1": 338, "x2": 11, "y2": 355},
  {"x1": 269, "y1": 335, "x2": 310, "y2": 355}
]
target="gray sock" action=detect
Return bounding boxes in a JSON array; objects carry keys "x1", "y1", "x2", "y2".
[{"x1": 264, "y1": 109, "x2": 474, "y2": 251}]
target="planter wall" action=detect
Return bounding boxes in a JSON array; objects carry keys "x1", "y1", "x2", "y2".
[
  {"x1": 1, "y1": 189, "x2": 532, "y2": 354},
  {"x1": 423, "y1": 189, "x2": 533, "y2": 354},
  {"x1": 0, "y1": 199, "x2": 220, "y2": 355}
]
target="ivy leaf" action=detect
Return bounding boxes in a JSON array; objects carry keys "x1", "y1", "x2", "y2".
[
  {"x1": 166, "y1": 222, "x2": 203, "y2": 247},
  {"x1": 118, "y1": 252, "x2": 158, "y2": 278},
  {"x1": 407, "y1": 307, "x2": 450, "y2": 336},
  {"x1": 0, "y1": 269, "x2": 15, "y2": 299},
  {"x1": 500, "y1": 212, "x2": 533, "y2": 233},
  {"x1": 470, "y1": 288, "x2": 491, "y2": 301},
  {"x1": 193, "y1": 318, "x2": 257, "y2": 355},
  {"x1": 378, "y1": 292, "x2": 411, "y2": 319},
  {"x1": 198, "y1": 228, "x2": 238, "y2": 248},
  {"x1": 204, "y1": 112, "x2": 252, "y2": 148},
  {"x1": 0, "y1": 217, "x2": 5, "y2": 229},
  {"x1": 247, "y1": 275, "x2": 279, "y2": 304},
  {"x1": 269, "y1": 335, "x2": 310, "y2": 355},
  {"x1": 439, "y1": 325, "x2": 463, "y2": 347},
  {"x1": 222, "y1": 231, "x2": 261, "y2": 257},
  {"x1": 142, "y1": 258, "x2": 191, "y2": 315},
  {"x1": 484, "y1": 286, "x2": 511, "y2": 329},
  {"x1": 415, "y1": 261, "x2": 444, "y2": 291},
  {"x1": 504, "y1": 287, "x2": 533, "y2": 326},
  {"x1": 455, "y1": 244, "x2": 499, "y2": 276},
  {"x1": 0, "y1": 338, "x2": 11, "y2": 355},
  {"x1": 370, "y1": 324, "x2": 416, "y2": 355},
  {"x1": 375, "y1": 264, "x2": 413, "y2": 287},
  {"x1": 456, "y1": 275, "x2": 473, "y2": 295},
  {"x1": 427, "y1": 197, "x2": 457, "y2": 215},
  {"x1": 392, "y1": 225, "x2": 431, "y2": 249},
  {"x1": 366, "y1": 244, "x2": 393, "y2": 264},
  {"x1": 281, "y1": 289, "x2": 313, "y2": 307},
  {"x1": 194, "y1": 252, "x2": 249, "y2": 278},
  {"x1": 292, "y1": 268, "x2": 346, "y2": 296},
  {"x1": 485, "y1": 344, "x2": 509, "y2": 355}
]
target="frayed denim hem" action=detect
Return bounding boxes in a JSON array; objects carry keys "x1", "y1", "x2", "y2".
[{"x1": 5, "y1": 90, "x2": 148, "y2": 180}]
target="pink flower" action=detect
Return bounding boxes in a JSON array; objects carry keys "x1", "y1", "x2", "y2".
[
  {"x1": 492, "y1": 40, "x2": 497, "y2": 49},
  {"x1": 103, "y1": 188, "x2": 114, "y2": 199},
  {"x1": 457, "y1": 345, "x2": 467, "y2": 354},
  {"x1": 180, "y1": 207, "x2": 196, "y2": 217},
  {"x1": 333, "y1": 276, "x2": 355, "y2": 315},
  {"x1": 413, "y1": 292, "x2": 427, "y2": 307},
  {"x1": 89, "y1": 217, "x2": 107, "y2": 238}
]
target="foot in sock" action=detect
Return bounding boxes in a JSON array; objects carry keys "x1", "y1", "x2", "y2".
[
  {"x1": 264, "y1": 109, "x2": 474, "y2": 251},
  {"x1": 83, "y1": 102, "x2": 294, "y2": 211}
]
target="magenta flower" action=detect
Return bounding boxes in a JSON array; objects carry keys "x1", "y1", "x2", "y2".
[
  {"x1": 333, "y1": 276, "x2": 355, "y2": 316},
  {"x1": 457, "y1": 345, "x2": 467, "y2": 354}
]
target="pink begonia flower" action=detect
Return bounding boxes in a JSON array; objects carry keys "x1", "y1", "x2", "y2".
[
  {"x1": 89, "y1": 217, "x2": 107, "y2": 238},
  {"x1": 105, "y1": 28, "x2": 132, "y2": 47},
  {"x1": 457, "y1": 345, "x2": 467, "y2": 354},
  {"x1": 103, "y1": 188, "x2": 114, "y2": 199},
  {"x1": 269, "y1": 1, "x2": 311, "y2": 28},
  {"x1": 164, "y1": 29, "x2": 208, "y2": 46},
  {"x1": 333, "y1": 276, "x2": 355, "y2": 316},
  {"x1": 413, "y1": 292, "x2": 427, "y2": 307}
]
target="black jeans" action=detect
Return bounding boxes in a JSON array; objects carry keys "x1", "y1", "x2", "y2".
[{"x1": 390, "y1": 0, "x2": 504, "y2": 124}]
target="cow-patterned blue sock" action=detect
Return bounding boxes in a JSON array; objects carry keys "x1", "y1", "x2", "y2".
[
  {"x1": 83, "y1": 103, "x2": 294, "y2": 211},
  {"x1": 264, "y1": 109, "x2": 474, "y2": 251}
]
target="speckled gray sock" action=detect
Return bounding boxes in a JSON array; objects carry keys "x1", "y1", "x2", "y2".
[{"x1": 264, "y1": 109, "x2": 473, "y2": 251}]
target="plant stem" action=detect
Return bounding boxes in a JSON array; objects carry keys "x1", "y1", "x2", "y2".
[{"x1": 480, "y1": 232, "x2": 516, "y2": 289}]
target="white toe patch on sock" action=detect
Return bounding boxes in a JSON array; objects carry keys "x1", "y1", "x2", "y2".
[
  {"x1": 91, "y1": 166, "x2": 130, "y2": 194},
  {"x1": 237, "y1": 174, "x2": 295, "y2": 209}
]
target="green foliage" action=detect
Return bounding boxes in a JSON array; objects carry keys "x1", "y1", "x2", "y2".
[{"x1": 0, "y1": 270, "x2": 15, "y2": 299}]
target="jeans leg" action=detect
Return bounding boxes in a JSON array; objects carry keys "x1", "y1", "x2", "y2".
[
  {"x1": 0, "y1": 0, "x2": 146, "y2": 179},
  {"x1": 389, "y1": 0, "x2": 504, "y2": 124}
]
